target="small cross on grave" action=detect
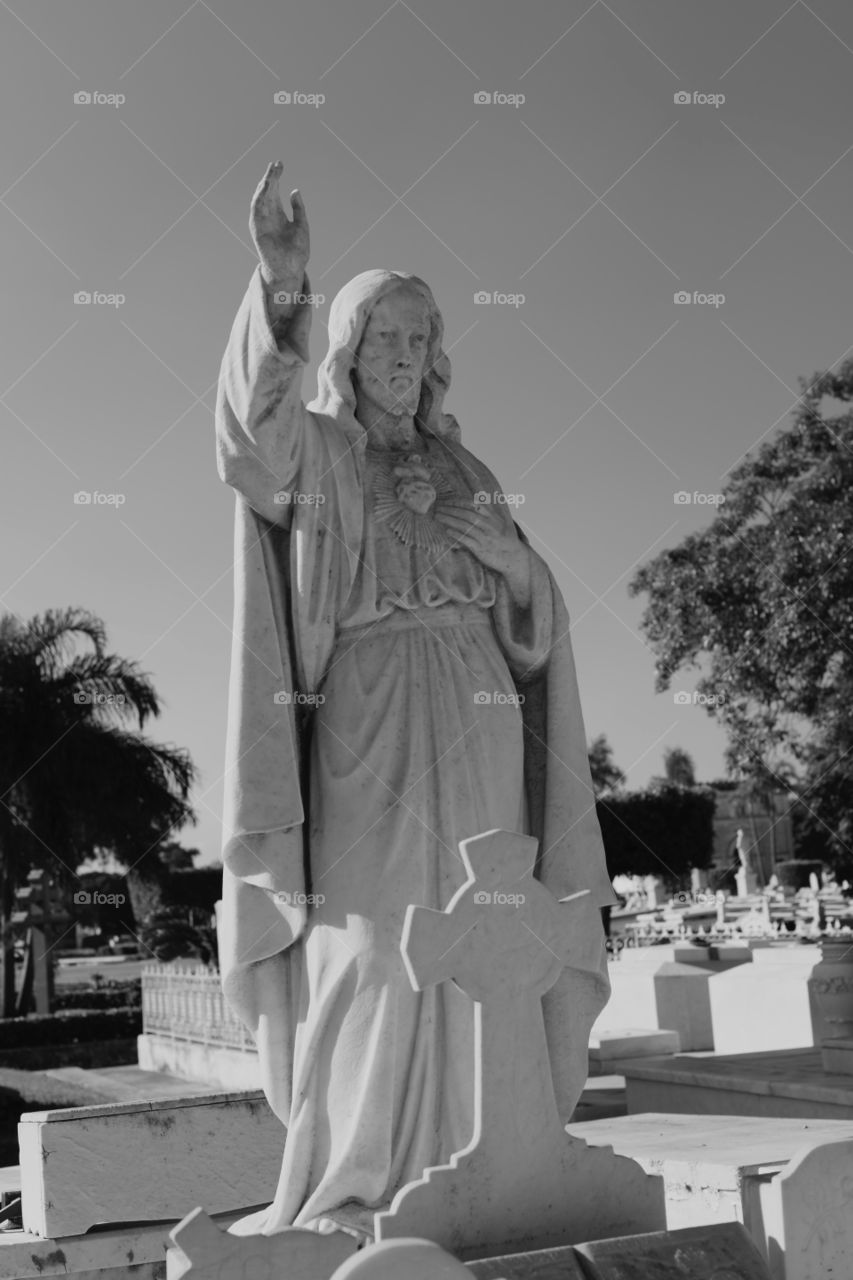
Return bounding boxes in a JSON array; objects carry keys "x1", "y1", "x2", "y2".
[
  {"x1": 375, "y1": 828, "x2": 664, "y2": 1259},
  {"x1": 167, "y1": 1206, "x2": 356, "y2": 1280}
]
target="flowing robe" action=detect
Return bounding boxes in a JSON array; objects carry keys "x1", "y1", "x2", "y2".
[{"x1": 215, "y1": 268, "x2": 616, "y2": 1239}]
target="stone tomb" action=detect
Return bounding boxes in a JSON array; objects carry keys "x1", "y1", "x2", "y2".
[
  {"x1": 620, "y1": 1048, "x2": 853, "y2": 1121},
  {"x1": 18, "y1": 1089, "x2": 283, "y2": 1237}
]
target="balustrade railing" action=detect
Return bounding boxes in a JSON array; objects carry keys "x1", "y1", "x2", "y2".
[{"x1": 141, "y1": 962, "x2": 255, "y2": 1053}]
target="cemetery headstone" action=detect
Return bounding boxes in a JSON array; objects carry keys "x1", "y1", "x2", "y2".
[{"x1": 374, "y1": 829, "x2": 665, "y2": 1259}]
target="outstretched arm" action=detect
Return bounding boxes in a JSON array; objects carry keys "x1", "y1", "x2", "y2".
[{"x1": 216, "y1": 165, "x2": 314, "y2": 525}]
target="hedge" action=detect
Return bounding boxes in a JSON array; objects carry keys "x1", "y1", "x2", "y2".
[
  {"x1": 775, "y1": 859, "x2": 825, "y2": 890},
  {"x1": 53, "y1": 981, "x2": 141, "y2": 1011},
  {"x1": 0, "y1": 1007, "x2": 141, "y2": 1049}
]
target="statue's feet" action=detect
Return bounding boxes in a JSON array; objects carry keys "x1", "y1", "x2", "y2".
[{"x1": 307, "y1": 1213, "x2": 374, "y2": 1249}]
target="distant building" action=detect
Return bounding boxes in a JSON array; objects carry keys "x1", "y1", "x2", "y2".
[{"x1": 708, "y1": 782, "x2": 795, "y2": 888}]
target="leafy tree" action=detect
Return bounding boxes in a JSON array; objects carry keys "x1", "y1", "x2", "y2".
[
  {"x1": 629, "y1": 359, "x2": 853, "y2": 873},
  {"x1": 588, "y1": 733, "x2": 627, "y2": 798},
  {"x1": 663, "y1": 746, "x2": 696, "y2": 788},
  {"x1": 157, "y1": 841, "x2": 198, "y2": 871},
  {"x1": 0, "y1": 608, "x2": 197, "y2": 1015},
  {"x1": 650, "y1": 746, "x2": 697, "y2": 791}
]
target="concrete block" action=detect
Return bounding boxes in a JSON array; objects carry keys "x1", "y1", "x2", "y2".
[
  {"x1": 573, "y1": 1221, "x2": 770, "y2": 1279},
  {"x1": 653, "y1": 962, "x2": 715, "y2": 1051},
  {"x1": 19, "y1": 1090, "x2": 283, "y2": 1238}
]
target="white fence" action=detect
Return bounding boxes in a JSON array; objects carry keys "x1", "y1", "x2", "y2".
[{"x1": 141, "y1": 963, "x2": 256, "y2": 1053}]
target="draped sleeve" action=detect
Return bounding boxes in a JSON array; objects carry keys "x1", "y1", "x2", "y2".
[{"x1": 215, "y1": 266, "x2": 315, "y2": 527}]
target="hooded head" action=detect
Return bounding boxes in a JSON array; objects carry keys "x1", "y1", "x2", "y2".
[{"x1": 307, "y1": 269, "x2": 460, "y2": 446}]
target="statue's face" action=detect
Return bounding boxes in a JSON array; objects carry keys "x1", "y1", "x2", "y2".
[{"x1": 354, "y1": 285, "x2": 431, "y2": 419}]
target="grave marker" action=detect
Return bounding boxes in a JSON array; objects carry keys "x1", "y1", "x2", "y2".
[{"x1": 375, "y1": 829, "x2": 665, "y2": 1259}]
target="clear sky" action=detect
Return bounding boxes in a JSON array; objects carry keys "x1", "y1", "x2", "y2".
[{"x1": 3, "y1": 0, "x2": 852, "y2": 865}]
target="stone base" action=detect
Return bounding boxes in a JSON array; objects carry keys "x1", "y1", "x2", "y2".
[
  {"x1": 820, "y1": 1037, "x2": 853, "y2": 1075},
  {"x1": 0, "y1": 1208, "x2": 248, "y2": 1280},
  {"x1": 587, "y1": 1028, "x2": 680, "y2": 1075},
  {"x1": 137, "y1": 1034, "x2": 262, "y2": 1091},
  {"x1": 621, "y1": 1048, "x2": 853, "y2": 1119}
]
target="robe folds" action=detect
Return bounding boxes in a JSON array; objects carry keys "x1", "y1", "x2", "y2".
[{"x1": 215, "y1": 267, "x2": 616, "y2": 1238}]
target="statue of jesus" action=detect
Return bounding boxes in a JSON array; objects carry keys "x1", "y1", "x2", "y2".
[{"x1": 216, "y1": 162, "x2": 615, "y2": 1244}]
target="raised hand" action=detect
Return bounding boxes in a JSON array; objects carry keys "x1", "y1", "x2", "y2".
[{"x1": 250, "y1": 161, "x2": 310, "y2": 293}]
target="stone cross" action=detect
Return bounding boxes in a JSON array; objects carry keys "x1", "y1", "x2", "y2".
[
  {"x1": 167, "y1": 1206, "x2": 356, "y2": 1280},
  {"x1": 375, "y1": 828, "x2": 664, "y2": 1259}
]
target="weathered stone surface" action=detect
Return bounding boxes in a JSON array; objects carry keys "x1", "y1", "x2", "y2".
[
  {"x1": 19, "y1": 1090, "x2": 282, "y2": 1238},
  {"x1": 465, "y1": 1245, "x2": 585, "y2": 1278},
  {"x1": 620, "y1": 1048, "x2": 853, "y2": 1120},
  {"x1": 375, "y1": 830, "x2": 664, "y2": 1259},
  {"x1": 568, "y1": 1111, "x2": 853, "y2": 1252},
  {"x1": 0, "y1": 1210, "x2": 242, "y2": 1279},
  {"x1": 709, "y1": 948, "x2": 817, "y2": 1054},
  {"x1": 167, "y1": 1207, "x2": 355, "y2": 1280},
  {"x1": 573, "y1": 1222, "x2": 771, "y2": 1279},
  {"x1": 587, "y1": 1028, "x2": 680, "y2": 1075},
  {"x1": 652, "y1": 961, "x2": 715, "y2": 1051},
  {"x1": 758, "y1": 1137, "x2": 853, "y2": 1280}
]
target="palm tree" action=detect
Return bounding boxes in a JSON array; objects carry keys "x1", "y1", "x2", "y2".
[{"x1": 0, "y1": 608, "x2": 197, "y2": 1016}]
